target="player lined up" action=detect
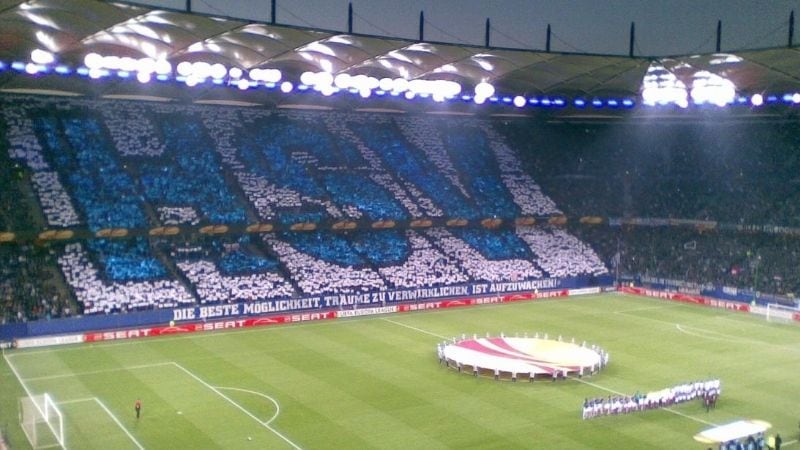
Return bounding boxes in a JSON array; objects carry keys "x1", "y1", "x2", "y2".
[{"x1": 582, "y1": 378, "x2": 721, "y2": 420}]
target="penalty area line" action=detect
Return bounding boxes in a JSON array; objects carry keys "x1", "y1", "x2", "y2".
[
  {"x1": 170, "y1": 362, "x2": 302, "y2": 449},
  {"x1": 93, "y1": 397, "x2": 145, "y2": 450},
  {"x1": 215, "y1": 386, "x2": 281, "y2": 425}
]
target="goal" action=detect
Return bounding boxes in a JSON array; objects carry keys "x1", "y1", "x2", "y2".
[
  {"x1": 765, "y1": 303, "x2": 800, "y2": 324},
  {"x1": 19, "y1": 393, "x2": 64, "y2": 449}
]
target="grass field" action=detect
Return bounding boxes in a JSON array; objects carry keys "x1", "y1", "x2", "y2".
[{"x1": 2, "y1": 293, "x2": 799, "y2": 449}]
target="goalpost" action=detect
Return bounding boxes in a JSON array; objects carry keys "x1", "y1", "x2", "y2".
[
  {"x1": 765, "y1": 303, "x2": 800, "y2": 324},
  {"x1": 19, "y1": 393, "x2": 65, "y2": 449}
]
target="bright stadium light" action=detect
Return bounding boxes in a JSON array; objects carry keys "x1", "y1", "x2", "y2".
[
  {"x1": 210, "y1": 63, "x2": 227, "y2": 79},
  {"x1": 359, "y1": 88, "x2": 371, "y2": 98},
  {"x1": 176, "y1": 61, "x2": 192, "y2": 77},
  {"x1": 474, "y1": 81, "x2": 495, "y2": 98},
  {"x1": 793, "y1": 93, "x2": 800, "y2": 104},
  {"x1": 31, "y1": 49, "x2": 54, "y2": 65},
  {"x1": 474, "y1": 95, "x2": 486, "y2": 104},
  {"x1": 154, "y1": 59, "x2": 172, "y2": 75},
  {"x1": 404, "y1": 91, "x2": 415, "y2": 100},
  {"x1": 750, "y1": 93, "x2": 764, "y2": 106},
  {"x1": 379, "y1": 77, "x2": 393, "y2": 91},
  {"x1": 513, "y1": 95, "x2": 526, "y2": 107},
  {"x1": 228, "y1": 67, "x2": 243, "y2": 79},
  {"x1": 574, "y1": 98, "x2": 586, "y2": 107},
  {"x1": 24, "y1": 63, "x2": 40, "y2": 74},
  {"x1": 334, "y1": 73, "x2": 351, "y2": 89},
  {"x1": 690, "y1": 71, "x2": 736, "y2": 107},
  {"x1": 237, "y1": 78, "x2": 250, "y2": 90},
  {"x1": 316, "y1": 71, "x2": 334, "y2": 87},
  {"x1": 280, "y1": 81, "x2": 293, "y2": 93},
  {"x1": 392, "y1": 78, "x2": 409, "y2": 93},
  {"x1": 84, "y1": 53, "x2": 103, "y2": 69},
  {"x1": 137, "y1": 71, "x2": 151, "y2": 83},
  {"x1": 300, "y1": 71, "x2": 316, "y2": 86}
]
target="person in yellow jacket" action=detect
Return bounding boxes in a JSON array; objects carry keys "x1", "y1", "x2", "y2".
[{"x1": 767, "y1": 434, "x2": 775, "y2": 450}]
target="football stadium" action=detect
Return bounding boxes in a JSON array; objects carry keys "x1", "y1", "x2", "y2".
[{"x1": 1, "y1": 0, "x2": 799, "y2": 449}]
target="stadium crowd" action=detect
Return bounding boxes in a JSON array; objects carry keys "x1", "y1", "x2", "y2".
[{"x1": 0, "y1": 94, "x2": 797, "y2": 321}]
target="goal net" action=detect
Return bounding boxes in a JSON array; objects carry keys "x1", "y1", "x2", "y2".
[
  {"x1": 19, "y1": 394, "x2": 64, "y2": 449},
  {"x1": 766, "y1": 303, "x2": 800, "y2": 324}
]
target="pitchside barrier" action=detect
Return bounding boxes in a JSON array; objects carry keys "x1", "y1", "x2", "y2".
[
  {"x1": 13, "y1": 288, "x2": 598, "y2": 348},
  {"x1": 9, "y1": 285, "x2": 799, "y2": 349},
  {"x1": 1, "y1": 276, "x2": 605, "y2": 342}
]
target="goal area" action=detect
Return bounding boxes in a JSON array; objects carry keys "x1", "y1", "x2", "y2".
[
  {"x1": 19, "y1": 393, "x2": 64, "y2": 449},
  {"x1": 765, "y1": 303, "x2": 800, "y2": 324}
]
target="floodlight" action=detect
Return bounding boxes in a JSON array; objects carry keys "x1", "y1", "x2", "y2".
[
  {"x1": 84, "y1": 53, "x2": 103, "y2": 69},
  {"x1": 176, "y1": 61, "x2": 192, "y2": 77},
  {"x1": 154, "y1": 59, "x2": 172, "y2": 75},
  {"x1": 474, "y1": 95, "x2": 486, "y2": 104},
  {"x1": 379, "y1": 77, "x2": 393, "y2": 91},
  {"x1": 793, "y1": 93, "x2": 800, "y2": 104},
  {"x1": 280, "y1": 81, "x2": 293, "y2": 93},
  {"x1": 300, "y1": 71, "x2": 316, "y2": 86},
  {"x1": 120, "y1": 57, "x2": 137, "y2": 72},
  {"x1": 359, "y1": 88, "x2": 371, "y2": 98},
  {"x1": 334, "y1": 73, "x2": 351, "y2": 89},
  {"x1": 24, "y1": 63, "x2": 39, "y2": 74},
  {"x1": 31, "y1": 49, "x2": 54, "y2": 65},
  {"x1": 316, "y1": 71, "x2": 334, "y2": 87},
  {"x1": 237, "y1": 78, "x2": 249, "y2": 90},
  {"x1": 228, "y1": 67, "x2": 243, "y2": 79},
  {"x1": 750, "y1": 93, "x2": 764, "y2": 106},
  {"x1": 137, "y1": 57, "x2": 156, "y2": 74},
  {"x1": 513, "y1": 96, "x2": 526, "y2": 107},
  {"x1": 474, "y1": 81, "x2": 495, "y2": 98},
  {"x1": 137, "y1": 71, "x2": 151, "y2": 83},
  {"x1": 210, "y1": 63, "x2": 226, "y2": 79}
]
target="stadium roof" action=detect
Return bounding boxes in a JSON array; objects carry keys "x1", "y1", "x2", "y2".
[{"x1": 2, "y1": 0, "x2": 800, "y2": 118}]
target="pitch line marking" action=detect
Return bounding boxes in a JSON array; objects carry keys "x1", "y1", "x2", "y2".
[
  {"x1": 170, "y1": 362, "x2": 302, "y2": 450},
  {"x1": 215, "y1": 386, "x2": 281, "y2": 425},
  {"x1": 381, "y1": 318, "x2": 449, "y2": 339},
  {"x1": 378, "y1": 320, "x2": 720, "y2": 427},
  {"x1": 23, "y1": 362, "x2": 174, "y2": 382},
  {"x1": 2, "y1": 349, "x2": 68, "y2": 449},
  {"x1": 93, "y1": 397, "x2": 145, "y2": 450},
  {"x1": 611, "y1": 304, "x2": 682, "y2": 315},
  {"x1": 57, "y1": 397, "x2": 96, "y2": 406}
]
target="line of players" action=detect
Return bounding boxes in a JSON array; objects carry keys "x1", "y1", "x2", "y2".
[{"x1": 582, "y1": 378, "x2": 721, "y2": 420}]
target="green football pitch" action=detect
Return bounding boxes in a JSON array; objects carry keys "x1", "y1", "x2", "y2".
[{"x1": 2, "y1": 293, "x2": 799, "y2": 449}]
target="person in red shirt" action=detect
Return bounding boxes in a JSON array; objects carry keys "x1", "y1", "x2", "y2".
[{"x1": 134, "y1": 399, "x2": 141, "y2": 419}]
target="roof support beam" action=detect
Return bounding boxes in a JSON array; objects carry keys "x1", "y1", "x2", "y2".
[
  {"x1": 185, "y1": 0, "x2": 191, "y2": 13},
  {"x1": 716, "y1": 19, "x2": 722, "y2": 52},
  {"x1": 546, "y1": 24, "x2": 551, "y2": 52},
  {"x1": 485, "y1": 18, "x2": 491, "y2": 48},
  {"x1": 789, "y1": 10, "x2": 795, "y2": 47},
  {"x1": 271, "y1": 0, "x2": 276, "y2": 25},
  {"x1": 629, "y1": 22, "x2": 635, "y2": 57},
  {"x1": 348, "y1": 3, "x2": 353, "y2": 34},
  {"x1": 419, "y1": 11, "x2": 425, "y2": 42}
]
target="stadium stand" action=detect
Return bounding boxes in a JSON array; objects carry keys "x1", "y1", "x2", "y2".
[{"x1": 2, "y1": 93, "x2": 799, "y2": 321}]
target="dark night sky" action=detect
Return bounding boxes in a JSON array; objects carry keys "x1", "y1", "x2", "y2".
[{"x1": 137, "y1": 0, "x2": 800, "y2": 56}]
